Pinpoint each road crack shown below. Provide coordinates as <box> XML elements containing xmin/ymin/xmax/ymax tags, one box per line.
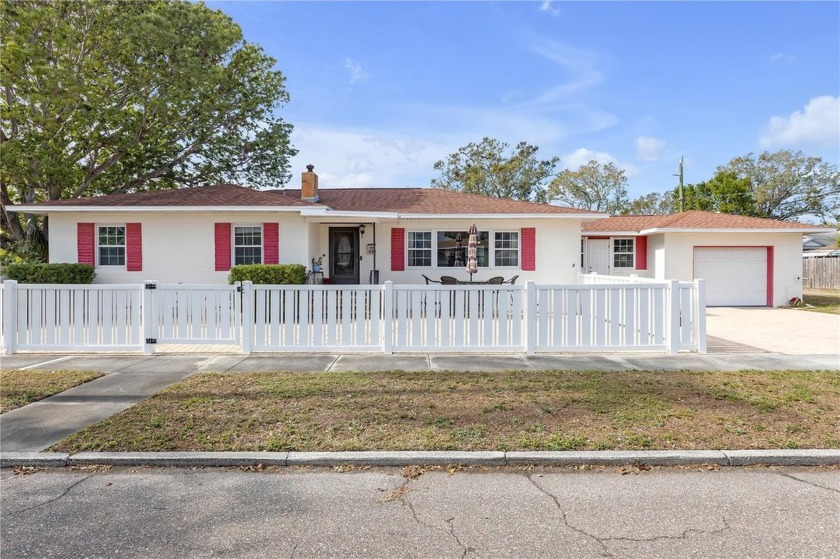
<box><xmin>526</xmin><ymin>475</ymin><xmax>613</xmax><ymax>557</ymax></box>
<box><xmin>776</xmin><ymin>472</ymin><xmax>840</xmax><ymax>494</ymax></box>
<box><xmin>2</xmin><ymin>475</ymin><xmax>91</xmax><ymax>517</ymax></box>
<box><xmin>601</xmin><ymin>517</ymin><xmax>731</xmax><ymax>544</ymax></box>
<box><xmin>444</xmin><ymin>516</ymin><xmax>471</xmax><ymax>558</ymax></box>
<box><xmin>388</xmin><ymin>477</ymin><xmax>471</xmax><ymax>557</ymax></box>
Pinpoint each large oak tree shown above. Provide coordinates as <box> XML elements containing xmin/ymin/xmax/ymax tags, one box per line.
<box><xmin>430</xmin><ymin>137</ymin><xmax>559</xmax><ymax>202</ymax></box>
<box><xmin>1</xmin><ymin>0</ymin><xmax>297</xmax><ymax>257</ymax></box>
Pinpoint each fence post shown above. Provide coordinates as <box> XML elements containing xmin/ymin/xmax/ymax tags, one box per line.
<box><xmin>241</xmin><ymin>281</ymin><xmax>253</xmax><ymax>354</ymax></box>
<box><xmin>383</xmin><ymin>281</ymin><xmax>393</xmax><ymax>354</ymax></box>
<box><xmin>524</xmin><ymin>281</ymin><xmax>536</xmax><ymax>355</ymax></box>
<box><xmin>666</xmin><ymin>279</ymin><xmax>679</xmax><ymax>355</ymax></box>
<box><xmin>142</xmin><ymin>281</ymin><xmax>158</xmax><ymax>355</ymax></box>
<box><xmin>2</xmin><ymin>280</ymin><xmax>17</xmax><ymax>355</ymax></box>
<box><xmin>694</xmin><ymin>279</ymin><xmax>707</xmax><ymax>354</ymax></box>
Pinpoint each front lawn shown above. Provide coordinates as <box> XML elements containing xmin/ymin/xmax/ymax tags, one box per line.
<box><xmin>1</xmin><ymin>369</ymin><xmax>106</xmax><ymax>413</ymax></box>
<box><xmin>52</xmin><ymin>370</ymin><xmax>840</xmax><ymax>452</ymax></box>
<box><xmin>801</xmin><ymin>289</ymin><xmax>840</xmax><ymax>314</ymax></box>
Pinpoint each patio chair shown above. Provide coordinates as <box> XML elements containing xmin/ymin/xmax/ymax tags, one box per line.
<box><xmin>504</xmin><ymin>275</ymin><xmax>519</xmax><ymax>285</ymax></box>
<box><xmin>440</xmin><ymin>276</ymin><xmax>457</xmax><ymax>285</ymax></box>
<box><xmin>487</xmin><ymin>276</ymin><xmax>504</xmax><ymax>284</ymax></box>
<box><xmin>422</xmin><ymin>274</ymin><xmax>441</xmax><ymax>285</ymax></box>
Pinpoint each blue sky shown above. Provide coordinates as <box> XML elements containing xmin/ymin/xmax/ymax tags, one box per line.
<box><xmin>208</xmin><ymin>0</ymin><xmax>840</xmax><ymax>199</ymax></box>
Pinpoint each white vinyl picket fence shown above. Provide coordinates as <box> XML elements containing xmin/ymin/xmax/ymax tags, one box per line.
<box><xmin>1</xmin><ymin>278</ymin><xmax>706</xmax><ymax>355</ymax></box>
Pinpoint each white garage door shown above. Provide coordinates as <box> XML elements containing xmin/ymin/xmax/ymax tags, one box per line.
<box><xmin>693</xmin><ymin>248</ymin><xmax>767</xmax><ymax>306</ymax></box>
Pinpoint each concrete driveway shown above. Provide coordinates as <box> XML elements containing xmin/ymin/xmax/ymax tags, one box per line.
<box><xmin>706</xmin><ymin>307</ymin><xmax>840</xmax><ymax>355</ymax></box>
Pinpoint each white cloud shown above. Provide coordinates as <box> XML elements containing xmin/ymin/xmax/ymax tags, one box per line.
<box><xmin>760</xmin><ymin>95</ymin><xmax>840</xmax><ymax>147</ymax></box>
<box><xmin>769</xmin><ymin>52</ymin><xmax>795</xmax><ymax>63</ymax></box>
<box><xmin>344</xmin><ymin>58</ymin><xmax>370</xmax><ymax>85</ymax></box>
<box><xmin>287</xmin><ymin>124</ymin><xmax>460</xmax><ymax>188</ymax></box>
<box><xmin>562</xmin><ymin>148</ymin><xmax>638</xmax><ymax>176</ymax></box>
<box><xmin>635</xmin><ymin>136</ymin><xmax>665</xmax><ymax>162</ymax></box>
<box><xmin>539</xmin><ymin>1</ymin><xmax>561</xmax><ymax>16</ymax></box>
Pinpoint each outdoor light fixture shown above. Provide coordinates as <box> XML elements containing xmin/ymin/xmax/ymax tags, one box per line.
<box><xmin>360</xmin><ymin>224</ymin><xmax>366</xmax><ymax>236</ymax></box>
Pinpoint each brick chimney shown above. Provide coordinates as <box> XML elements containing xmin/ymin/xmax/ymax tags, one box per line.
<box><xmin>301</xmin><ymin>164</ymin><xmax>319</xmax><ymax>202</ymax></box>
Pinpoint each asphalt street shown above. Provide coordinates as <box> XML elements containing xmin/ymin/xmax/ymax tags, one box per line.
<box><xmin>2</xmin><ymin>466</ymin><xmax>838</xmax><ymax>558</ymax></box>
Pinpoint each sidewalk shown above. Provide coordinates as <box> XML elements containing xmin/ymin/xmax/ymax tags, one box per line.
<box><xmin>1</xmin><ymin>351</ymin><xmax>838</xmax><ymax>456</ymax></box>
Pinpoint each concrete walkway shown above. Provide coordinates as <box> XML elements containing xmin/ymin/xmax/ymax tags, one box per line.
<box><xmin>1</xmin><ymin>350</ymin><xmax>838</xmax><ymax>453</ymax></box>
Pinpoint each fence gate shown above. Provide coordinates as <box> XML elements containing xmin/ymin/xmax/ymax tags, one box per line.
<box><xmin>145</xmin><ymin>282</ymin><xmax>241</xmax><ymax>349</ymax></box>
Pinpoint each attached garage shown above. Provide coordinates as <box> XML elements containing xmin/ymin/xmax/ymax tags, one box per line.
<box><xmin>693</xmin><ymin>247</ymin><xmax>768</xmax><ymax>306</ymax></box>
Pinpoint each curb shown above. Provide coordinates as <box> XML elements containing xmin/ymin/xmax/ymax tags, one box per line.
<box><xmin>2</xmin><ymin>449</ymin><xmax>839</xmax><ymax>469</ymax></box>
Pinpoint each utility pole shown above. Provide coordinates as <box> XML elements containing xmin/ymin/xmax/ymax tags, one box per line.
<box><xmin>674</xmin><ymin>157</ymin><xmax>684</xmax><ymax>213</ymax></box>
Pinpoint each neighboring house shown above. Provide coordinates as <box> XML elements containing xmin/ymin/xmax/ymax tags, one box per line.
<box><xmin>803</xmin><ymin>231</ymin><xmax>840</xmax><ymax>257</ymax></box>
<box><xmin>11</xmin><ymin>166</ymin><xmax>605</xmax><ymax>286</ymax></box>
<box><xmin>581</xmin><ymin>212</ymin><xmax>833</xmax><ymax>307</ymax></box>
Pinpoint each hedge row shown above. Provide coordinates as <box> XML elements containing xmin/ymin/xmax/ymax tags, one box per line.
<box><xmin>2</xmin><ymin>263</ymin><xmax>96</xmax><ymax>284</ymax></box>
<box><xmin>228</xmin><ymin>264</ymin><xmax>307</xmax><ymax>285</ymax></box>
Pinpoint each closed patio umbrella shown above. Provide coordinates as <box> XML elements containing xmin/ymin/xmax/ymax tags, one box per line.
<box><xmin>465</xmin><ymin>223</ymin><xmax>478</xmax><ymax>282</ymax></box>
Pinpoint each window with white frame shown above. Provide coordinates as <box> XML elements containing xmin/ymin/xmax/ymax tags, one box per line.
<box><xmin>234</xmin><ymin>226</ymin><xmax>262</xmax><ymax>265</ymax></box>
<box><xmin>98</xmin><ymin>226</ymin><xmax>125</xmax><ymax>266</ymax></box>
<box><xmin>613</xmin><ymin>238</ymin><xmax>634</xmax><ymax>268</ymax></box>
<box><xmin>407</xmin><ymin>231</ymin><xmax>432</xmax><ymax>267</ymax></box>
<box><xmin>493</xmin><ymin>231</ymin><xmax>519</xmax><ymax>267</ymax></box>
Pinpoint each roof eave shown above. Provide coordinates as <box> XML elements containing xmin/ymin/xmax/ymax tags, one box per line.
<box><xmin>397</xmin><ymin>213</ymin><xmax>607</xmax><ymax>220</ymax></box>
<box><xmin>10</xmin><ymin>205</ymin><xmax>311</xmax><ymax>214</ymax></box>
<box><xmin>639</xmin><ymin>227</ymin><xmax>835</xmax><ymax>234</ymax></box>
<box><xmin>582</xmin><ymin>230</ymin><xmax>642</xmax><ymax>236</ymax></box>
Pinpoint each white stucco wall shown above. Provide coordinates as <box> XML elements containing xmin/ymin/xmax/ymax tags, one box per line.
<box><xmin>48</xmin><ymin>213</ymin><xmax>587</xmax><ymax>286</ymax></box>
<box><xmin>48</xmin><ymin>211</ymin><xmax>310</xmax><ymax>284</ymax></box>
<box><xmin>662</xmin><ymin>232</ymin><xmax>804</xmax><ymax>306</ymax></box>
<box><xmin>649</xmin><ymin>234</ymin><xmax>666</xmax><ymax>280</ymax></box>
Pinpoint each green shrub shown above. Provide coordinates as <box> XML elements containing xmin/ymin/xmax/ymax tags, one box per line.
<box><xmin>228</xmin><ymin>264</ymin><xmax>307</xmax><ymax>285</ymax></box>
<box><xmin>3</xmin><ymin>263</ymin><xmax>95</xmax><ymax>284</ymax></box>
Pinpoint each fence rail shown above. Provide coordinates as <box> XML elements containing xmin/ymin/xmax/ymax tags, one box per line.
<box><xmin>1</xmin><ymin>278</ymin><xmax>706</xmax><ymax>355</ymax></box>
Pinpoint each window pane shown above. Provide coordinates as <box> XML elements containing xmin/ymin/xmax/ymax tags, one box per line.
<box><xmin>613</xmin><ymin>238</ymin><xmax>634</xmax><ymax>268</ymax></box>
<box><xmin>494</xmin><ymin>232</ymin><xmax>519</xmax><ymax>267</ymax></box>
<box><xmin>407</xmin><ymin>232</ymin><xmax>432</xmax><ymax>267</ymax></box>
<box><xmin>98</xmin><ymin>226</ymin><xmax>125</xmax><ymax>266</ymax></box>
<box><xmin>437</xmin><ymin>230</ymin><xmax>488</xmax><ymax>267</ymax></box>
<box><xmin>234</xmin><ymin>226</ymin><xmax>262</xmax><ymax>265</ymax></box>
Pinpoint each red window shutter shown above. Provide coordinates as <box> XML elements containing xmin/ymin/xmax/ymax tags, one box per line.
<box><xmin>126</xmin><ymin>223</ymin><xmax>142</xmax><ymax>272</ymax></box>
<box><xmin>215</xmin><ymin>223</ymin><xmax>232</xmax><ymax>271</ymax></box>
<box><xmin>635</xmin><ymin>236</ymin><xmax>647</xmax><ymax>270</ymax></box>
<box><xmin>263</xmin><ymin>223</ymin><xmax>279</xmax><ymax>265</ymax></box>
<box><xmin>77</xmin><ymin>223</ymin><xmax>95</xmax><ymax>266</ymax></box>
<box><xmin>391</xmin><ymin>228</ymin><xmax>405</xmax><ymax>271</ymax></box>
<box><xmin>521</xmin><ymin>227</ymin><xmax>536</xmax><ymax>271</ymax></box>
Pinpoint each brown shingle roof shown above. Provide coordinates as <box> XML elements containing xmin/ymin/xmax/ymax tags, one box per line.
<box><xmin>273</xmin><ymin>188</ymin><xmax>598</xmax><ymax>215</ymax></box>
<box><xmin>31</xmin><ymin>184</ymin><xmax>314</xmax><ymax>207</ymax></box>
<box><xmin>24</xmin><ymin>185</ymin><xmax>600</xmax><ymax>216</ymax></box>
<box><xmin>582</xmin><ymin>210</ymin><xmax>826</xmax><ymax>232</ymax></box>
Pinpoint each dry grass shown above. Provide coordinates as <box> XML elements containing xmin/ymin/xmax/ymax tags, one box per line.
<box><xmin>52</xmin><ymin>369</ymin><xmax>840</xmax><ymax>452</ymax></box>
<box><xmin>801</xmin><ymin>289</ymin><xmax>840</xmax><ymax>314</ymax></box>
<box><xmin>0</xmin><ymin>369</ymin><xmax>105</xmax><ymax>413</ymax></box>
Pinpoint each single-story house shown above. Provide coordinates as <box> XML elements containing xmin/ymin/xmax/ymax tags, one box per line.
<box><xmin>581</xmin><ymin>212</ymin><xmax>832</xmax><ymax>307</ymax></box>
<box><xmin>803</xmin><ymin>231</ymin><xmax>840</xmax><ymax>257</ymax></box>
<box><xmin>11</xmin><ymin>166</ymin><xmax>605</xmax><ymax>286</ymax></box>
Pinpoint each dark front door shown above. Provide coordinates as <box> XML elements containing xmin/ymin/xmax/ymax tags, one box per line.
<box><xmin>329</xmin><ymin>228</ymin><xmax>360</xmax><ymax>284</ymax></box>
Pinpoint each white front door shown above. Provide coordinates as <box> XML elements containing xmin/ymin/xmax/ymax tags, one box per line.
<box><xmin>586</xmin><ymin>239</ymin><xmax>610</xmax><ymax>275</ymax></box>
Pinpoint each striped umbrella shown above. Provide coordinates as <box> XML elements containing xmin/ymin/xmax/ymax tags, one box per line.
<box><xmin>465</xmin><ymin>223</ymin><xmax>478</xmax><ymax>282</ymax></box>
<box><xmin>453</xmin><ymin>233</ymin><xmax>464</xmax><ymax>267</ymax></box>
